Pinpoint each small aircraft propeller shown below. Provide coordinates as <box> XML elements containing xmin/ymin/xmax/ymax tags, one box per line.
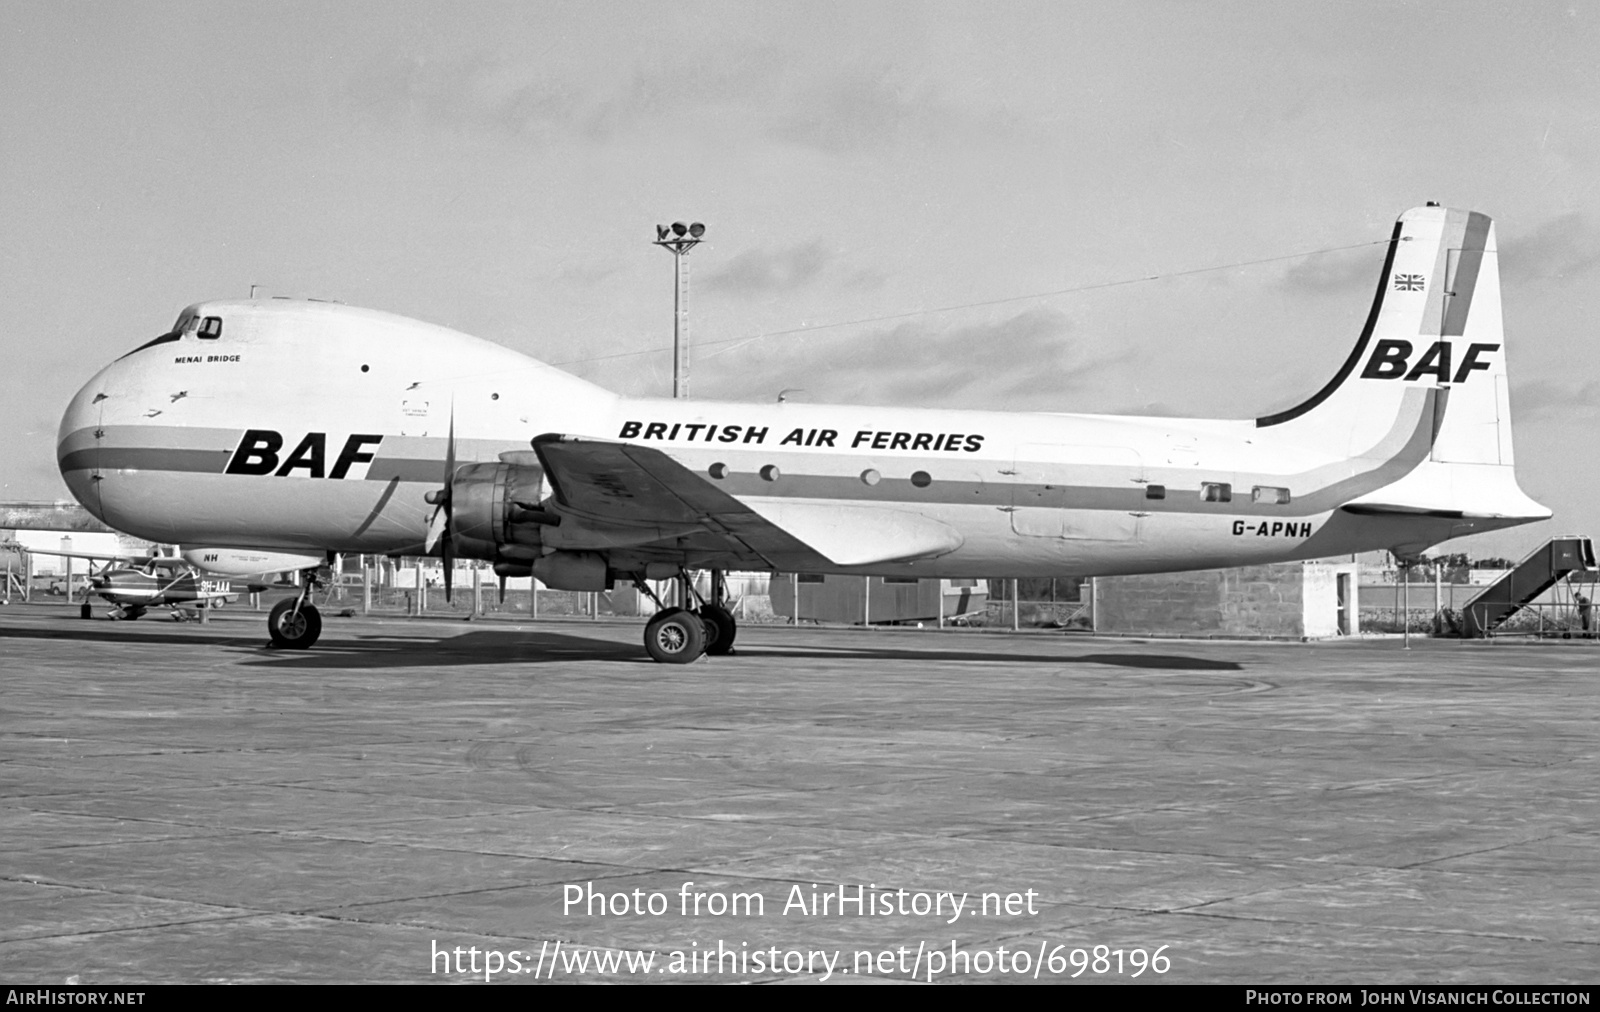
<box><xmin>423</xmin><ymin>405</ymin><xmax>458</xmax><ymax>602</ymax></box>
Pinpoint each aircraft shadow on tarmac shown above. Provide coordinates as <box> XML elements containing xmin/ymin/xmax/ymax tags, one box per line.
<box><xmin>0</xmin><ymin>619</ymin><xmax>632</xmax><ymax>665</ymax></box>
<box><xmin>737</xmin><ymin>645</ymin><xmax>1242</xmax><ymax>670</ymax></box>
<box><xmin>0</xmin><ymin>621</ymin><xmax>1241</xmax><ymax>671</ymax></box>
<box><xmin>231</xmin><ymin>635</ymin><xmax>1244</xmax><ymax>671</ymax></box>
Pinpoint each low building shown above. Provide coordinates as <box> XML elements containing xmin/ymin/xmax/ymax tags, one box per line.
<box><xmin>1092</xmin><ymin>560</ymin><xmax>1359</xmax><ymax>639</ymax></box>
<box><xmin>769</xmin><ymin>575</ymin><xmax>987</xmax><ymax>625</ymax></box>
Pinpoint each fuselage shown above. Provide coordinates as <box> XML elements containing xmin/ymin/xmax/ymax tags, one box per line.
<box><xmin>56</xmin><ymin>297</ymin><xmax>1533</xmax><ymax>579</ymax></box>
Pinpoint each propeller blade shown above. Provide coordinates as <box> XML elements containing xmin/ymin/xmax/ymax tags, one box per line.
<box><xmin>442</xmin><ymin>539</ymin><xmax>454</xmax><ymax>603</ymax></box>
<box><xmin>443</xmin><ymin>405</ymin><xmax>456</xmax><ymax>483</ymax></box>
<box><xmin>442</xmin><ymin>404</ymin><xmax>456</xmax><ymax>602</ymax></box>
<box><xmin>423</xmin><ymin>507</ymin><xmax>447</xmax><ymax>552</ymax></box>
<box><xmin>498</xmin><ymin>573</ymin><xmax>507</xmax><ymax>604</ymax></box>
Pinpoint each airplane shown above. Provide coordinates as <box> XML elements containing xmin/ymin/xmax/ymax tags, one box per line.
<box><xmin>19</xmin><ymin>544</ymin><xmax>325</xmax><ymax>621</ymax></box>
<box><xmin>55</xmin><ymin>203</ymin><xmax>1549</xmax><ymax>661</ymax></box>
<box><xmin>83</xmin><ymin>562</ymin><xmax>237</xmax><ymax>621</ymax></box>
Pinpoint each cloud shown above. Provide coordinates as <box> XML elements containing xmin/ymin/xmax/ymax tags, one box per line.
<box><xmin>701</xmin><ymin>242</ymin><xmax>832</xmax><ymax>296</ymax></box>
<box><xmin>1278</xmin><ymin>244</ymin><xmax>1384</xmax><ymax>295</ymax></box>
<box><xmin>1511</xmin><ymin>377</ymin><xmax>1600</xmax><ymax>421</ymax></box>
<box><xmin>1499</xmin><ymin>213</ymin><xmax>1600</xmax><ymax>284</ymax></box>
<box><xmin>344</xmin><ymin>53</ymin><xmax>583</xmax><ymax>141</ymax></box>
<box><xmin>700</xmin><ymin>305</ymin><xmax>1126</xmax><ymax>410</ymax></box>
<box><xmin>769</xmin><ymin>70</ymin><xmax>1013</xmax><ymax>154</ymax></box>
<box><xmin>343</xmin><ymin>48</ymin><xmax>1021</xmax><ymax>154</ymax></box>
<box><xmin>557</xmin><ymin>259</ymin><xmax>625</xmax><ymax>288</ymax></box>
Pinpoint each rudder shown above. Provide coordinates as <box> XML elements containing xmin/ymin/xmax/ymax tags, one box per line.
<box><xmin>1258</xmin><ymin>205</ymin><xmax>1511</xmax><ymax>468</ymax></box>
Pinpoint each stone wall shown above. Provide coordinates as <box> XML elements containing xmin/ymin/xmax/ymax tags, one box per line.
<box><xmin>1095</xmin><ymin>563</ymin><xmax>1308</xmax><ymax>637</ymax></box>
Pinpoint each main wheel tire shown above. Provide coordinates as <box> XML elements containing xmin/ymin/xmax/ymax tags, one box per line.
<box><xmin>644</xmin><ymin>607</ymin><xmax>705</xmax><ymax>664</ymax></box>
<box><xmin>268</xmin><ymin>599</ymin><xmax>323</xmax><ymax>649</ymax></box>
<box><xmin>79</xmin><ymin>601</ymin><xmax>93</xmax><ymax>620</ymax></box>
<box><xmin>698</xmin><ymin>604</ymin><xmax>737</xmax><ymax>655</ymax></box>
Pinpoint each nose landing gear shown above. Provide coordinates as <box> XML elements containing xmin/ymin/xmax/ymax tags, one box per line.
<box><xmin>266</xmin><ymin>565</ymin><xmax>327</xmax><ymax>649</ymax></box>
<box><xmin>268</xmin><ymin>595</ymin><xmax>322</xmax><ymax>648</ymax></box>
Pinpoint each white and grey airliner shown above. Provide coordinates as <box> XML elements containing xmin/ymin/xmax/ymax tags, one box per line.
<box><xmin>56</xmin><ymin>204</ymin><xmax>1547</xmax><ymax>660</ymax></box>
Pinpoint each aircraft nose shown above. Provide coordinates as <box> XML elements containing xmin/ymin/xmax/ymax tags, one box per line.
<box><xmin>57</xmin><ymin>367</ymin><xmax>112</xmax><ymax>524</ymax></box>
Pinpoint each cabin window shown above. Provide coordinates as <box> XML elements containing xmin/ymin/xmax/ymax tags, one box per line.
<box><xmin>797</xmin><ymin>573</ymin><xmax>825</xmax><ymax>583</ymax></box>
<box><xmin>1145</xmin><ymin>484</ymin><xmax>1166</xmax><ymax>500</ymax></box>
<box><xmin>883</xmin><ymin>577</ymin><xmax>920</xmax><ymax>584</ymax></box>
<box><xmin>1200</xmin><ymin>482</ymin><xmax>1232</xmax><ymax>503</ymax></box>
<box><xmin>910</xmin><ymin>470</ymin><xmax>932</xmax><ymax>488</ymax></box>
<box><xmin>197</xmin><ymin>316</ymin><xmax>223</xmax><ymax>339</ymax></box>
<box><xmin>1252</xmin><ymin>485</ymin><xmax>1291</xmax><ymax>505</ymax></box>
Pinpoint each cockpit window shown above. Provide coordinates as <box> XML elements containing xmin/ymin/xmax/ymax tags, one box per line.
<box><xmin>117</xmin><ymin>307</ymin><xmax>207</xmax><ymax>360</ymax></box>
<box><xmin>118</xmin><ymin>329</ymin><xmax>182</xmax><ymax>360</ymax></box>
<box><xmin>197</xmin><ymin>316</ymin><xmax>222</xmax><ymax>339</ymax></box>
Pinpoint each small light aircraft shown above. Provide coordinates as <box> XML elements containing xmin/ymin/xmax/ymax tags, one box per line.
<box><xmin>56</xmin><ymin>204</ymin><xmax>1549</xmax><ymax>660</ymax></box>
<box><xmin>20</xmin><ymin>544</ymin><xmax>324</xmax><ymax>622</ymax></box>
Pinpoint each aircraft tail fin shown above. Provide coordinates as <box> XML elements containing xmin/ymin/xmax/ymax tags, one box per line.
<box><xmin>1258</xmin><ymin>205</ymin><xmax>1512</xmax><ymax>465</ymax></box>
<box><xmin>1258</xmin><ymin>204</ymin><xmax>1547</xmax><ymax>525</ymax></box>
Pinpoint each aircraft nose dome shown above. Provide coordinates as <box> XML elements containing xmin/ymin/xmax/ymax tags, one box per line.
<box><xmin>57</xmin><ymin>367</ymin><xmax>112</xmax><ymax>524</ymax></box>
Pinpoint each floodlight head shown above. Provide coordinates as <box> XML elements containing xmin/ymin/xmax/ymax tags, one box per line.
<box><xmin>655</xmin><ymin>224</ymin><xmax>669</xmax><ymax>240</ymax></box>
<box><xmin>671</xmin><ymin>222</ymin><xmax>688</xmax><ymax>237</ymax></box>
<box><xmin>689</xmin><ymin>222</ymin><xmax>705</xmax><ymax>238</ymax></box>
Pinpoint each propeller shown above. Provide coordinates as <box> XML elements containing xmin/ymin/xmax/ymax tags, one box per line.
<box><xmin>423</xmin><ymin>405</ymin><xmax>457</xmax><ymax>602</ymax></box>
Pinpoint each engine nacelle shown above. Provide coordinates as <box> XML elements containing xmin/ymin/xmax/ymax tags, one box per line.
<box><xmin>448</xmin><ymin>460</ymin><xmax>551</xmax><ymax>562</ymax></box>
<box><xmin>532</xmin><ymin>551</ymin><xmax>609</xmax><ymax>591</ymax></box>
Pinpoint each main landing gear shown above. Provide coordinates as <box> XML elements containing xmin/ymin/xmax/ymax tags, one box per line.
<box><xmin>644</xmin><ymin>607</ymin><xmax>705</xmax><ymax>663</ymax></box>
<box><xmin>633</xmin><ymin>568</ymin><xmax>738</xmax><ymax>664</ymax></box>
<box><xmin>267</xmin><ymin>570</ymin><xmax>325</xmax><ymax>649</ymax></box>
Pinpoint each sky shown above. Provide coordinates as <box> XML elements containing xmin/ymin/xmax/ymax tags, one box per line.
<box><xmin>3</xmin><ymin>1</ymin><xmax>1597</xmax><ymax>561</ymax></box>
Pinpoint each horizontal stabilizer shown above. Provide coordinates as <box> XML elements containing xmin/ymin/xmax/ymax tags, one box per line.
<box><xmin>1341</xmin><ymin>504</ymin><xmax>1466</xmax><ymax>519</ymax></box>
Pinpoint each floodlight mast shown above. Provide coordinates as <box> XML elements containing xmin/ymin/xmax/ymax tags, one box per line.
<box><xmin>653</xmin><ymin>221</ymin><xmax>705</xmax><ymax>398</ymax></box>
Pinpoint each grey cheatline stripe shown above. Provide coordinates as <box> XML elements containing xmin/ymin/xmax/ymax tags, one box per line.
<box><xmin>1439</xmin><ymin>211</ymin><xmax>1491</xmax><ymax>338</ymax></box>
<box><xmin>58</xmin><ymin>425</ymin><xmax>246</xmax><ymax>474</ymax></box>
<box><xmin>702</xmin><ymin>388</ymin><xmax>1437</xmax><ymax>519</ymax></box>
<box><xmin>58</xmin><ymin>446</ymin><xmax>233</xmax><ymax>474</ymax></box>
<box><xmin>65</xmin><ymin>393</ymin><xmax>1438</xmax><ymax>523</ymax></box>
<box><xmin>1255</xmin><ymin>222</ymin><xmax>1405</xmax><ymax>428</ymax></box>
<box><xmin>364</xmin><ymin>458</ymin><xmax>452</xmax><ymax>484</ymax></box>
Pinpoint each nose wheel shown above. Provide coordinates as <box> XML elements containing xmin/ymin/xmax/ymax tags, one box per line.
<box><xmin>268</xmin><ymin>596</ymin><xmax>322</xmax><ymax>649</ymax></box>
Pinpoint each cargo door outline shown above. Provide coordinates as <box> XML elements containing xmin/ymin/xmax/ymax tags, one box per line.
<box><xmin>1009</xmin><ymin>444</ymin><xmax>1143</xmax><ymax>541</ymax></box>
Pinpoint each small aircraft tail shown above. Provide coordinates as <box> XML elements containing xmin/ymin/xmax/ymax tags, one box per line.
<box><xmin>1258</xmin><ymin>204</ymin><xmax>1547</xmax><ymax>523</ymax></box>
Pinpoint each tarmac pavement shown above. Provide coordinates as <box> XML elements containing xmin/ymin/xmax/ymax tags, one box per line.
<box><xmin>1</xmin><ymin>603</ymin><xmax>1595</xmax><ymax>984</ymax></box>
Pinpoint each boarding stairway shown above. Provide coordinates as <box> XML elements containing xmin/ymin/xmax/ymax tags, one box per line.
<box><xmin>1459</xmin><ymin>536</ymin><xmax>1596</xmax><ymax>638</ymax></box>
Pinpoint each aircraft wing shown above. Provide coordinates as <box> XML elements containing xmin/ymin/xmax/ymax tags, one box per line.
<box><xmin>0</xmin><ymin>501</ymin><xmax>119</xmax><ymax>533</ymax></box>
<box><xmin>14</xmin><ymin>546</ymin><xmax>162</xmax><ymax>566</ymax></box>
<box><xmin>531</xmin><ymin>435</ymin><xmax>963</xmax><ymax>569</ymax></box>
